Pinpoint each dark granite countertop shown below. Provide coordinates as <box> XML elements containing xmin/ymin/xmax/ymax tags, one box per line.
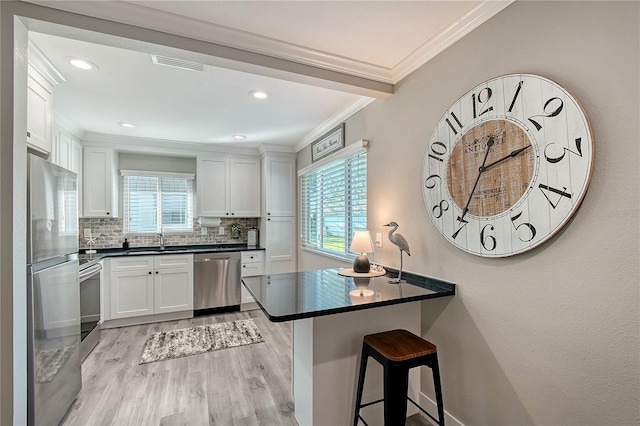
<box><xmin>79</xmin><ymin>243</ymin><xmax>264</xmax><ymax>267</ymax></box>
<box><xmin>242</xmin><ymin>268</ymin><xmax>456</xmax><ymax>322</ymax></box>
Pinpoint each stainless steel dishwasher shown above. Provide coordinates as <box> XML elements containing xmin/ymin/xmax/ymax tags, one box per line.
<box><xmin>194</xmin><ymin>252</ymin><xmax>241</xmax><ymax>315</ymax></box>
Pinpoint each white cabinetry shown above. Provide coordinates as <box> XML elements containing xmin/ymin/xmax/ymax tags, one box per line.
<box><xmin>110</xmin><ymin>259</ymin><xmax>154</xmax><ymax>319</ymax></box>
<box><xmin>263</xmin><ymin>216</ymin><xmax>297</xmax><ymax>274</ymax></box>
<box><xmin>53</xmin><ymin>128</ymin><xmax>83</xmax><ymax>214</ymax></box>
<box><xmin>103</xmin><ymin>254</ymin><xmax>193</xmax><ymax>327</ymax></box>
<box><xmin>240</xmin><ymin>250</ymin><xmax>264</xmax><ymax>310</ymax></box>
<box><xmin>197</xmin><ymin>154</ymin><xmax>260</xmax><ymax>217</ymax></box>
<box><xmin>26</xmin><ymin>65</ymin><xmax>53</xmax><ymax>155</ymax></box>
<box><xmin>262</xmin><ymin>154</ymin><xmax>296</xmax><ymax>217</ymax></box>
<box><xmin>230</xmin><ymin>157</ymin><xmax>261</xmax><ymax>217</ymax></box>
<box><xmin>83</xmin><ymin>146</ymin><xmax>118</xmax><ymax>217</ymax></box>
<box><xmin>261</xmin><ymin>153</ymin><xmax>297</xmax><ymax>273</ymax></box>
<box><xmin>153</xmin><ymin>255</ymin><xmax>194</xmax><ymax>315</ymax></box>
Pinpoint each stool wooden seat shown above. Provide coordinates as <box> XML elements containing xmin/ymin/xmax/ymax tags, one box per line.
<box><xmin>354</xmin><ymin>329</ymin><xmax>444</xmax><ymax>426</ymax></box>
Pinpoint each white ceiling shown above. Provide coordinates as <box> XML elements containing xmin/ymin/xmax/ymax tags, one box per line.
<box><xmin>26</xmin><ymin>0</ymin><xmax>512</xmax><ymax>151</ymax></box>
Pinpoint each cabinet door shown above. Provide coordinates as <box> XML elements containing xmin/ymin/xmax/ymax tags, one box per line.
<box><xmin>83</xmin><ymin>147</ymin><xmax>118</xmax><ymax>217</ymax></box>
<box><xmin>229</xmin><ymin>157</ymin><xmax>260</xmax><ymax>217</ymax></box>
<box><xmin>154</xmin><ymin>267</ymin><xmax>193</xmax><ymax>314</ymax></box>
<box><xmin>57</xmin><ymin>132</ymin><xmax>72</xmax><ymax>169</ymax></box>
<box><xmin>197</xmin><ymin>156</ymin><xmax>228</xmax><ymax>217</ymax></box>
<box><xmin>265</xmin><ymin>216</ymin><xmax>296</xmax><ymax>274</ymax></box>
<box><xmin>241</xmin><ymin>262</ymin><xmax>264</xmax><ymax>277</ymax></box>
<box><xmin>26</xmin><ymin>67</ymin><xmax>53</xmax><ymax>155</ymax></box>
<box><xmin>110</xmin><ymin>270</ymin><xmax>154</xmax><ymax>319</ymax></box>
<box><xmin>70</xmin><ymin>139</ymin><xmax>83</xmax><ymax>216</ymax></box>
<box><xmin>264</xmin><ymin>156</ymin><xmax>296</xmax><ymax>217</ymax></box>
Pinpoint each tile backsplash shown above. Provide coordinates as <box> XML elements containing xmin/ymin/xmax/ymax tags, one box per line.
<box><xmin>79</xmin><ymin>217</ymin><xmax>259</xmax><ymax>250</ymax></box>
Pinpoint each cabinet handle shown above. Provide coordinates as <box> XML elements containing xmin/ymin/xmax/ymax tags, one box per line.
<box><xmin>267</xmin><ymin>212</ymin><xmax>271</xmax><ymax>215</ymax></box>
<box><xmin>156</xmin><ymin>271</ymin><xmax>159</xmax><ymax>274</ymax></box>
<box><xmin>106</xmin><ymin>212</ymin><xmax>110</xmax><ymax>215</ymax></box>
<box><xmin>148</xmin><ymin>271</ymin><xmax>152</xmax><ymax>274</ymax></box>
<box><xmin>231</xmin><ymin>213</ymin><xmax>235</xmax><ymax>215</ymax></box>
<box><xmin>27</xmin><ymin>131</ymin><xmax>31</xmax><ymax>138</ymax></box>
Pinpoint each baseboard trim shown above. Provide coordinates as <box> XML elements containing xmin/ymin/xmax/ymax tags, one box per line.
<box><xmin>102</xmin><ymin>310</ymin><xmax>193</xmax><ymax>329</ymax></box>
<box><xmin>418</xmin><ymin>391</ymin><xmax>465</xmax><ymax>426</ymax></box>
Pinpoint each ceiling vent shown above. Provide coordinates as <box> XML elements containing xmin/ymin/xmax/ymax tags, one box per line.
<box><xmin>151</xmin><ymin>55</ymin><xmax>204</xmax><ymax>72</ymax></box>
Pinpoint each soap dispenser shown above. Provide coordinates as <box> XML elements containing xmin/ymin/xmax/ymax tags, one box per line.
<box><xmin>122</xmin><ymin>238</ymin><xmax>129</xmax><ymax>250</ymax></box>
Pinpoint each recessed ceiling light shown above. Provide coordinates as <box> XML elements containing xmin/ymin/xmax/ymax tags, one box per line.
<box><xmin>233</xmin><ymin>134</ymin><xmax>247</xmax><ymax>140</ymax></box>
<box><xmin>250</xmin><ymin>90</ymin><xmax>269</xmax><ymax>100</ymax></box>
<box><xmin>119</xmin><ymin>122</ymin><xmax>136</xmax><ymax>128</ymax></box>
<box><xmin>68</xmin><ymin>57</ymin><xmax>97</xmax><ymax>71</ymax></box>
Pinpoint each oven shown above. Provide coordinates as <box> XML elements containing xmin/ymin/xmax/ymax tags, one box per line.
<box><xmin>79</xmin><ymin>260</ymin><xmax>102</xmax><ymax>362</ymax></box>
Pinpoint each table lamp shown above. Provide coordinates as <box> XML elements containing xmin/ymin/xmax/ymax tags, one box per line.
<box><xmin>350</xmin><ymin>230</ymin><xmax>374</xmax><ymax>273</ymax></box>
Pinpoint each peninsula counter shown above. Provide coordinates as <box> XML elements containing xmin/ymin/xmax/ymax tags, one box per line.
<box><xmin>242</xmin><ymin>268</ymin><xmax>455</xmax><ymax>425</ymax></box>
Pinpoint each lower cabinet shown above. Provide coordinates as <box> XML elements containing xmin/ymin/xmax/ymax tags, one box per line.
<box><xmin>110</xmin><ymin>268</ymin><xmax>154</xmax><ymax>319</ymax></box>
<box><xmin>240</xmin><ymin>250</ymin><xmax>265</xmax><ymax>311</ymax></box>
<box><xmin>104</xmin><ymin>254</ymin><xmax>193</xmax><ymax>326</ymax></box>
<box><xmin>262</xmin><ymin>216</ymin><xmax>297</xmax><ymax>274</ymax></box>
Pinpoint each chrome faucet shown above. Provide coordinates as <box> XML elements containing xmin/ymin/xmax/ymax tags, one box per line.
<box><xmin>158</xmin><ymin>229</ymin><xmax>165</xmax><ymax>250</ymax></box>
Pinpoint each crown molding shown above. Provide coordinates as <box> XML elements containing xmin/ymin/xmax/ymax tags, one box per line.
<box><xmin>53</xmin><ymin>112</ymin><xmax>84</xmax><ymax>139</ymax></box>
<box><xmin>257</xmin><ymin>144</ymin><xmax>297</xmax><ymax>157</ymax></box>
<box><xmin>81</xmin><ymin>132</ymin><xmax>261</xmax><ymax>157</ymax></box>
<box><xmin>25</xmin><ymin>1</ymin><xmax>512</xmax><ymax>85</ymax></box>
<box><xmin>392</xmin><ymin>0</ymin><xmax>515</xmax><ymax>82</ymax></box>
<box><xmin>27</xmin><ymin>40</ymin><xmax>65</xmax><ymax>86</ymax></box>
<box><xmin>294</xmin><ymin>96</ymin><xmax>376</xmax><ymax>153</ymax></box>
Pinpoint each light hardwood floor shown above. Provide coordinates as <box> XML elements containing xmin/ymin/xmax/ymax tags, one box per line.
<box><xmin>62</xmin><ymin>310</ymin><xmax>433</xmax><ymax>426</ymax></box>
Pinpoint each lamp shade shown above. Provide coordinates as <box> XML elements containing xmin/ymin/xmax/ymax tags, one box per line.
<box><xmin>350</xmin><ymin>231</ymin><xmax>374</xmax><ymax>254</ymax></box>
<box><xmin>350</xmin><ymin>231</ymin><xmax>374</xmax><ymax>273</ymax></box>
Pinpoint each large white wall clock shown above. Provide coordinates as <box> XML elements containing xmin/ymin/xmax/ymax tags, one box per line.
<box><xmin>422</xmin><ymin>74</ymin><xmax>594</xmax><ymax>257</ymax></box>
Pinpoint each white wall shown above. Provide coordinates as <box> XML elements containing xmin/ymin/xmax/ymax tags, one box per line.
<box><xmin>299</xmin><ymin>1</ymin><xmax>639</xmax><ymax>424</ymax></box>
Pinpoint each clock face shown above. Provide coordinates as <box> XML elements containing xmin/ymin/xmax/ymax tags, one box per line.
<box><xmin>422</xmin><ymin>74</ymin><xmax>594</xmax><ymax>257</ymax></box>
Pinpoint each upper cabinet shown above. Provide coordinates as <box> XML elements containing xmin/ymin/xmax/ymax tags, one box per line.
<box><xmin>229</xmin><ymin>156</ymin><xmax>261</xmax><ymax>217</ymax></box>
<box><xmin>262</xmin><ymin>154</ymin><xmax>296</xmax><ymax>217</ymax></box>
<box><xmin>83</xmin><ymin>146</ymin><xmax>119</xmax><ymax>218</ymax></box>
<box><xmin>197</xmin><ymin>156</ymin><xmax>227</xmax><ymax>217</ymax></box>
<box><xmin>26</xmin><ymin>65</ymin><xmax>53</xmax><ymax>155</ymax></box>
<box><xmin>197</xmin><ymin>154</ymin><xmax>260</xmax><ymax>218</ymax></box>
<box><xmin>53</xmin><ymin>127</ymin><xmax>83</xmax><ymax>214</ymax></box>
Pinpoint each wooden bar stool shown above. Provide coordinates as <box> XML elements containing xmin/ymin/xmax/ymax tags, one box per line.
<box><xmin>353</xmin><ymin>329</ymin><xmax>444</xmax><ymax>426</ymax></box>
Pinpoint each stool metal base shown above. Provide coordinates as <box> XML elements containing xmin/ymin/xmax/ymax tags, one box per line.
<box><xmin>356</xmin><ymin>396</ymin><xmax>441</xmax><ymax>426</ymax></box>
<box><xmin>353</xmin><ymin>329</ymin><xmax>445</xmax><ymax>426</ymax></box>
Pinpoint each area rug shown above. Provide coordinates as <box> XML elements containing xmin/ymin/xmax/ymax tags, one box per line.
<box><xmin>139</xmin><ymin>319</ymin><xmax>264</xmax><ymax>364</ymax></box>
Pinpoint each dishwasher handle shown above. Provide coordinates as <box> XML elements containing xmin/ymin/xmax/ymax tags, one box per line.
<box><xmin>194</xmin><ymin>253</ymin><xmax>241</xmax><ymax>263</ymax></box>
<box><xmin>194</xmin><ymin>257</ymin><xmax>230</xmax><ymax>263</ymax></box>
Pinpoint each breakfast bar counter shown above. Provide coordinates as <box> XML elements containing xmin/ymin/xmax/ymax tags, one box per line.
<box><xmin>242</xmin><ymin>269</ymin><xmax>455</xmax><ymax>425</ymax></box>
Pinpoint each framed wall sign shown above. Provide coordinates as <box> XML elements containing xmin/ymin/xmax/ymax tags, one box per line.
<box><xmin>311</xmin><ymin>123</ymin><xmax>345</xmax><ymax>162</ymax></box>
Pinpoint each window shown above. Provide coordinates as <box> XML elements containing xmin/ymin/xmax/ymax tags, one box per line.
<box><xmin>121</xmin><ymin>171</ymin><xmax>194</xmax><ymax>234</ymax></box>
<box><xmin>300</xmin><ymin>143</ymin><xmax>367</xmax><ymax>258</ymax></box>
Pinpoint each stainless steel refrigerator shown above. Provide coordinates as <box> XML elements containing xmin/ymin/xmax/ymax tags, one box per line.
<box><xmin>26</xmin><ymin>154</ymin><xmax>81</xmax><ymax>426</ymax></box>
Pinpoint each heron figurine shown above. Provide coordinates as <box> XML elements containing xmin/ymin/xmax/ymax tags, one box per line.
<box><xmin>384</xmin><ymin>221</ymin><xmax>410</xmax><ymax>283</ymax></box>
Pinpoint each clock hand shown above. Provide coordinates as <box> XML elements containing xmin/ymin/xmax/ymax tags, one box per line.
<box><xmin>460</xmin><ymin>137</ymin><xmax>494</xmax><ymax>219</ymax></box>
<box><xmin>482</xmin><ymin>144</ymin><xmax>532</xmax><ymax>171</ymax></box>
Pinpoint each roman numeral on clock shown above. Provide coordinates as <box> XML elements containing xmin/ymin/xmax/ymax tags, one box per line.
<box><xmin>445</xmin><ymin>112</ymin><xmax>463</xmax><ymax>135</ymax></box>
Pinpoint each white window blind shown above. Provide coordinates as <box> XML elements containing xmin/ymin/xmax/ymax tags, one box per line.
<box><xmin>300</xmin><ymin>146</ymin><xmax>367</xmax><ymax>257</ymax></box>
<box><xmin>122</xmin><ymin>171</ymin><xmax>194</xmax><ymax>234</ymax></box>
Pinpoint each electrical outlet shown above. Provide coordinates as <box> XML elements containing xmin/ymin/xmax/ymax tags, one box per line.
<box><xmin>201</xmin><ymin>227</ymin><xmax>208</xmax><ymax>236</ymax></box>
<box><xmin>219</xmin><ymin>226</ymin><xmax>225</xmax><ymax>235</ymax></box>
<box><xmin>375</xmin><ymin>232</ymin><xmax>383</xmax><ymax>248</ymax></box>
<box><xmin>84</xmin><ymin>228</ymin><xmax>92</xmax><ymax>239</ymax></box>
